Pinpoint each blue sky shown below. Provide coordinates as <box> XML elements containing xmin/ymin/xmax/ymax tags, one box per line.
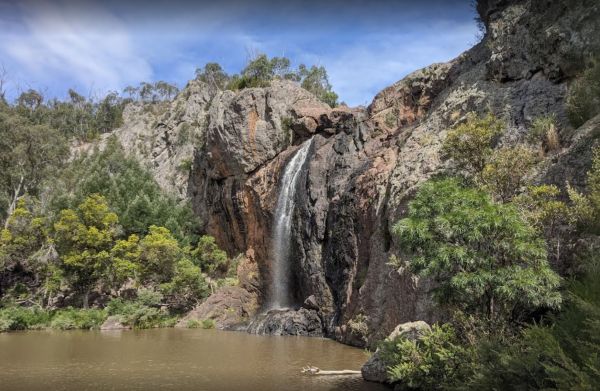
<box><xmin>0</xmin><ymin>0</ymin><xmax>480</xmax><ymax>106</ymax></box>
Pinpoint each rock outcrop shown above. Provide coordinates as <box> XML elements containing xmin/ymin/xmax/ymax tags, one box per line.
<box><xmin>247</xmin><ymin>308</ymin><xmax>323</xmax><ymax>337</ymax></box>
<box><xmin>176</xmin><ymin>286</ymin><xmax>258</xmax><ymax>330</ymax></box>
<box><xmin>106</xmin><ymin>0</ymin><xmax>600</xmax><ymax>347</ymax></box>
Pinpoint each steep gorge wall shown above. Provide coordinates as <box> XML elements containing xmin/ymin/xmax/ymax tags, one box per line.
<box><xmin>111</xmin><ymin>0</ymin><xmax>600</xmax><ymax>346</ymax></box>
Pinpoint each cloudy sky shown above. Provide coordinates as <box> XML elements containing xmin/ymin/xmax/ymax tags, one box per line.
<box><xmin>0</xmin><ymin>0</ymin><xmax>480</xmax><ymax>106</ymax></box>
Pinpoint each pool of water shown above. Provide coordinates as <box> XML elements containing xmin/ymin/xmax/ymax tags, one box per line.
<box><xmin>0</xmin><ymin>328</ymin><xmax>389</xmax><ymax>391</ymax></box>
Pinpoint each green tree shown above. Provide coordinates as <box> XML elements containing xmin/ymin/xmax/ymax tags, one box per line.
<box><xmin>0</xmin><ymin>198</ymin><xmax>52</xmax><ymax>301</ymax></box>
<box><xmin>441</xmin><ymin>112</ymin><xmax>504</xmax><ymax>178</ymax></box>
<box><xmin>0</xmin><ymin>108</ymin><xmax>68</xmax><ymax>220</ymax></box>
<box><xmin>160</xmin><ymin>258</ymin><xmax>208</xmax><ymax>311</ymax></box>
<box><xmin>109</xmin><ymin>234</ymin><xmax>141</xmax><ymax>287</ymax></box>
<box><xmin>299</xmin><ymin>64</ymin><xmax>338</xmax><ymax>107</ymax></box>
<box><xmin>468</xmin><ymin>255</ymin><xmax>600</xmax><ymax>391</ymax></box>
<box><xmin>53</xmin><ymin>194</ymin><xmax>119</xmax><ymax>308</ymax></box>
<box><xmin>94</xmin><ymin>91</ymin><xmax>124</xmax><ymax>133</ymax></box>
<box><xmin>138</xmin><ymin>225</ymin><xmax>183</xmax><ymax>283</ymax></box>
<box><xmin>16</xmin><ymin>89</ymin><xmax>43</xmax><ymax>112</ymax></box>
<box><xmin>154</xmin><ymin>81</ymin><xmax>179</xmax><ymax>100</ymax></box>
<box><xmin>393</xmin><ymin>178</ymin><xmax>561</xmax><ymax>321</ymax></box>
<box><xmin>0</xmin><ymin>198</ymin><xmax>46</xmax><ymax>270</ymax></box>
<box><xmin>48</xmin><ymin>137</ymin><xmax>199</xmax><ymax>243</ymax></box>
<box><xmin>190</xmin><ymin>235</ymin><xmax>228</xmax><ymax>277</ymax></box>
<box><xmin>195</xmin><ymin>63</ymin><xmax>230</xmax><ymax>91</ymax></box>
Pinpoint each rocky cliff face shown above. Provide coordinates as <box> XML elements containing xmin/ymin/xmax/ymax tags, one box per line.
<box><xmin>109</xmin><ymin>0</ymin><xmax>600</xmax><ymax>347</ymax></box>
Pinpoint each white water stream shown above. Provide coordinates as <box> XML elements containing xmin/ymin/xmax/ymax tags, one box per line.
<box><xmin>269</xmin><ymin>139</ymin><xmax>313</xmax><ymax>309</ymax></box>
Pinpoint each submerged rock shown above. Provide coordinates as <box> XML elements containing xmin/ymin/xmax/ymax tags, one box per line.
<box><xmin>247</xmin><ymin>308</ymin><xmax>323</xmax><ymax>337</ymax></box>
<box><xmin>361</xmin><ymin>321</ymin><xmax>431</xmax><ymax>384</ymax></box>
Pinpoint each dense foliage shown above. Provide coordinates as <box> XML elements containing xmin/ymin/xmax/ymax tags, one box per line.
<box><xmin>385</xmin><ymin>111</ymin><xmax>600</xmax><ymax>390</ymax></box>
<box><xmin>393</xmin><ymin>178</ymin><xmax>561</xmax><ymax>322</ymax></box>
<box><xmin>49</xmin><ymin>137</ymin><xmax>199</xmax><ymax>244</ymax></box>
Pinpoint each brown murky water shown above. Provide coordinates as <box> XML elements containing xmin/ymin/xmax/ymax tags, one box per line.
<box><xmin>0</xmin><ymin>328</ymin><xmax>389</xmax><ymax>391</ymax></box>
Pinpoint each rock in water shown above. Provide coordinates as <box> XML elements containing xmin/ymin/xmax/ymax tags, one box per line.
<box><xmin>247</xmin><ymin>308</ymin><xmax>323</xmax><ymax>337</ymax></box>
<box><xmin>100</xmin><ymin>316</ymin><xmax>131</xmax><ymax>331</ymax></box>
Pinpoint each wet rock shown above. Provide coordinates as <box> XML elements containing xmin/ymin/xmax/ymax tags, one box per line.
<box><xmin>247</xmin><ymin>308</ymin><xmax>323</xmax><ymax>337</ymax></box>
<box><xmin>361</xmin><ymin>321</ymin><xmax>431</xmax><ymax>384</ymax></box>
<box><xmin>301</xmin><ymin>295</ymin><xmax>320</xmax><ymax>311</ymax></box>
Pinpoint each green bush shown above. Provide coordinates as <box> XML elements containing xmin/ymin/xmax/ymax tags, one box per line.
<box><xmin>186</xmin><ymin>319</ymin><xmax>202</xmax><ymax>328</ymax></box>
<box><xmin>393</xmin><ymin>178</ymin><xmax>561</xmax><ymax>321</ymax></box>
<box><xmin>441</xmin><ymin>112</ymin><xmax>504</xmax><ymax>177</ymax></box>
<box><xmin>381</xmin><ymin>324</ymin><xmax>475</xmax><ymax>390</ymax></box>
<box><xmin>0</xmin><ymin>306</ymin><xmax>51</xmax><ymax>331</ymax></box>
<box><xmin>106</xmin><ymin>297</ymin><xmax>171</xmax><ymax>329</ymax></box>
<box><xmin>567</xmin><ymin>58</ymin><xmax>600</xmax><ymax>128</ymax></box>
<box><xmin>201</xmin><ymin>318</ymin><xmax>216</xmax><ymax>329</ymax></box>
<box><xmin>50</xmin><ymin>308</ymin><xmax>106</xmax><ymax>330</ymax></box>
<box><xmin>48</xmin><ymin>137</ymin><xmax>200</xmax><ymax>244</ymax></box>
<box><xmin>467</xmin><ymin>256</ymin><xmax>600</xmax><ymax>390</ymax></box>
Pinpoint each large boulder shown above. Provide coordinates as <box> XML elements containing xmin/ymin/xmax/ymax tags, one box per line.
<box><xmin>176</xmin><ymin>286</ymin><xmax>258</xmax><ymax>330</ymax></box>
<box><xmin>246</xmin><ymin>308</ymin><xmax>323</xmax><ymax>337</ymax></box>
<box><xmin>361</xmin><ymin>321</ymin><xmax>431</xmax><ymax>384</ymax></box>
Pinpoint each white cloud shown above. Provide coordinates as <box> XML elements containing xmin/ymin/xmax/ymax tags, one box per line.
<box><xmin>0</xmin><ymin>0</ymin><xmax>152</xmax><ymax>97</ymax></box>
<box><xmin>320</xmin><ymin>24</ymin><xmax>479</xmax><ymax>106</ymax></box>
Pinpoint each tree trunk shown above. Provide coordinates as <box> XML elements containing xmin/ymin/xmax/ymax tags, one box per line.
<box><xmin>82</xmin><ymin>289</ymin><xmax>90</xmax><ymax>309</ymax></box>
<box><xmin>4</xmin><ymin>176</ymin><xmax>24</xmax><ymax>228</ymax></box>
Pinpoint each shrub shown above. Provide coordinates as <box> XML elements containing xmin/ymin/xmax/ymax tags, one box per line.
<box><xmin>381</xmin><ymin>324</ymin><xmax>475</xmax><ymax>390</ymax></box>
<box><xmin>106</xmin><ymin>298</ymin><xmax>166</xmax><ymax>329</ymax></box>
<box><xmin>530</xmin><ymin>115</ymin><xmax>560</xmax><ymax>152</ymax></box>
<box><xmin>481</xmin><ymin>146</ymin><xmax>537</xmax><ymax>201</ymax></box>
<box><xmin>0</xmin><ymin>306</ymin><xmax>51</xmax><ymax>331</ymax></box>
<box><xmin>567</xmin><ymin>147</ymin><xmax>600</xmax><ymax>234</ymax></box>
<box><xmin>468</xmin><ymin>255</ymin><xmax>600</xmax><ymax>390</ymax></box>
<box><xmin>50</xmin><ymin>308</ymin><xmax>106</xmax><ymax>330</ymax></box>
<box><xmin>201</xmin><ymin>318</ymin><xmax>216</xmax><ymax>329</ymax></box>
<box><xmin>393</xmin><ymin>178</ymin><xmax>561</xmax><ymax>322</ymax></box>
<box><xmin>186</xmin><ymin>319</ymin><xmax>202</xmax><ymax>328</ymax></box>
<box><xmin>441</xmin><ymin>112</ymin><xmax>504</xmax><ymax>177</ymax></box>
<box><xmin>567</xmin><ymin>58</ymin><xmax>600</xmax><ymax>128</ymax></box>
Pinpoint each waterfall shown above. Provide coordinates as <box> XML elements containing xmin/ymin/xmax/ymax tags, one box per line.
<box><xmin>269</xmin><ymin>139</ymin><xmax>313</xmax><ymax>309</ymax></box>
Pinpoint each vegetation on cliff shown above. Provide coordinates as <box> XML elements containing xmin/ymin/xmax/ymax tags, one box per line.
<box><xmin>195</xmin><ymin>54</ymin><xmax>339</xmax><ymax>107</ymax></box>
<box><xmin>384</xmin><ymin>109</ymin><xmax>600</xmax><ymax>390</ymax></box>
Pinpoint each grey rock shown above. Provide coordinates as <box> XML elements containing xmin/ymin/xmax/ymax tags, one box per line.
<box><xmin>247</xmin><ymin>308</ymin><xmax>323</xmax><ymax>337</ymax></box>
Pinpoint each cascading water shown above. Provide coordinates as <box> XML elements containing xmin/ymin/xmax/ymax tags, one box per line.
<box><xmin>269</xmin><ymin>138</ymin><xmax>313</xmax><ymax>309</ymax></box>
